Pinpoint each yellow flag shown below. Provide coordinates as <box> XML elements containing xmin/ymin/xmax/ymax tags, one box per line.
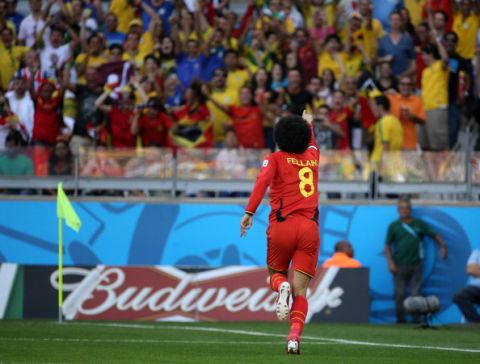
<box><xmin>57</xmin><ymin>182</ymin><xmax>81</xmax><ymax>232</ymax></box>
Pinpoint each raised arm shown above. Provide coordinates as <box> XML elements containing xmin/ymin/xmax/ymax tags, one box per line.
<box><xmin>95</xmin><ymin>89</ymin><xmax>113</xmax><ymax>114</ymax></box>
<box><xmin>202</xmin><ymin>84</ymin><xmax>231</xmax><ymax>115</ymax></box>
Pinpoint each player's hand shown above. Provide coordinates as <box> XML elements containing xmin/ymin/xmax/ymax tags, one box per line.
<box><xmin>302</xmin><ymin>110</ymin><xmax>313</xmax><ymax>124</ymax></box>
<box><xmin>240</xmin><ymin>214</ymin><xmax>253</xmax><ymax>237</ymax></box>
<box><xmin>388</xmin><ymin>261</ymin><xmax>397</xmax><ymax>274</ymax></box>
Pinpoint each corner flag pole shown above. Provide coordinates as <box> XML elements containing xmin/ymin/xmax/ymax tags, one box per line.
<box><xmin>58</xmin><ymin>215</ymin><xmax>63</xmax><ymax>324</ymax></box>
<box><xmin>57</xmin><ymin>182</ymin><xmax>82</xmax><ymax>324</ymax></box>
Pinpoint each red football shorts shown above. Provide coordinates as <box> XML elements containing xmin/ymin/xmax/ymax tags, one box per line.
<box><xmin>266</xmin><ymin>215</ymin><xmax>320</xmax><ymax>277</ymax></box>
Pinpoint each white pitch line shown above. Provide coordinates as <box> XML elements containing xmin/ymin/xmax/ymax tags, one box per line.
<box><xmin>66</xmin><ymin>322</ymin><xmax>480</xmax><ymax>354</ymax></box>
<box><xmin>0</xmin><ymin>337</ymin><xmax>331</xmax><ymax>346</ymax></box>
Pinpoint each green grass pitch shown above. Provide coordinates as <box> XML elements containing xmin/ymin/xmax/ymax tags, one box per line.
<box><xmin>0</xmin><ymin>320</ymin><xmax>479</xmax><ymax>363</ymax></box>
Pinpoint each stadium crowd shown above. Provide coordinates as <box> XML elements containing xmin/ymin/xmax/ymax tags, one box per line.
<box><xmin>0</xmin><ymin>0</ymin><xmax>479</xmax><ymax>183</ymax></box>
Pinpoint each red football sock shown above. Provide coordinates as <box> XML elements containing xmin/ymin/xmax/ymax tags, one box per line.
<box><xmin>269</xmin><ymin>273</ymin><xmax>287</xmax><ymax>292</ymax></box>
<box><xmin>288</xmin><ymin>295</ymin><xmax>308</xmax><ymax>340</ymax></box>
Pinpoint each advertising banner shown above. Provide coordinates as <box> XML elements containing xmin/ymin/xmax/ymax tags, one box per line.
<box><xmin>1</xmin><ymin>201</ymin><xmax>478</xmax><ymax>323</ymax></box>
<box><xmin>13</xmin><ymin>265</ymin><xmax>370</xmax><ymax>323</ymax></box>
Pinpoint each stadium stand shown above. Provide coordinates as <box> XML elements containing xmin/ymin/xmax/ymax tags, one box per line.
<box><xmin>0</xmin><ymin>0</ymin><xmax>478</xmax><ymax>200</ymax></box>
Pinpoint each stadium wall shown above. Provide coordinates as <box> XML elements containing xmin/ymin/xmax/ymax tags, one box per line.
<box><xmin>0</xmin><ymin>200</ymin><xmax>479</xmax><ymax>324</ymax></box>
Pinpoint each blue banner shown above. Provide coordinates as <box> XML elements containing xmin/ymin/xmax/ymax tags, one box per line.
<box><xmin>0</xmin><ymin>200</ymin><xmax>479</xmax><ymax>324</ymax></box>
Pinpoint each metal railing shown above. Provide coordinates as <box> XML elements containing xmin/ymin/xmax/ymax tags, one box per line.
<box><xmin>0</xmin><ymin>147</ymin><xmax>478</xmax><ymax>200</ymax></box>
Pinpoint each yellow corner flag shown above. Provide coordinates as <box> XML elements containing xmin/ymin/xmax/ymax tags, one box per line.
<box><xmin>56</xmin><ymin>182</ymin><xmax>81</xmax><ymax>323</ymax></box>
<box><xmin>57</xmin><ymin>182</ymin><xmax>81</xmax><ymax>232</ymax></box>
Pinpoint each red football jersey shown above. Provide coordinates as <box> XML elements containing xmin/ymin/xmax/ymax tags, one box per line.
<box><xmin>246</xmin><ymin>130</ymin><xmax>319</xmax><ymax>223</ymax></box>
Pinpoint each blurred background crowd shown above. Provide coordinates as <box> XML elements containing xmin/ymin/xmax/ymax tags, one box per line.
<box><xmin>0</xmin><ymin>0</ymin><xmax>479</xmax><ymax>189</ymax></box>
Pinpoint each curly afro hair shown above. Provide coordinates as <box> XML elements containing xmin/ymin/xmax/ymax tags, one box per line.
<box><xmin>274</xmin><ymin>115</ymin><xmax>311</xmax><ymax>154</ymax></box>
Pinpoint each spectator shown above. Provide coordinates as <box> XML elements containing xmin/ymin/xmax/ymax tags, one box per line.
<box><xmin>343</xmin><ymin>75</ymin><xmax>376</xmax><ymax>149</ymax></box>
<box><xmin>387</xmin><ymin>76</ymin><xmax>426</xmax><ymax>150</ymax></box>
<box><xmin>215</xmin><ymin>127</ymin><xmax>247</xmax><ymax>180</ymax></box>
<box><xmin>323</xmin><ymin>240</ymin><xmax>362</xmax><ymax>268</ymax></box>
<box><xmin>399</xmin><ymin>7</ymin><xmax>416</xmax><ymax>42</ymax></box>
<box><xmin>95</xmin><ymin>85</ymin><xmax>137</xmax><ymax>148</ymax></box>
<box><xmin>271</xmin><ymin>63</ymin><xmax>287</xmax><ymax>93</ymax></box>
<box><xmin>206</xmin><ymin>68</ymin><xmax>238</xmax><ymax>145</ymax></box>
<box><xmin>422</xmin><ymin>0</ymin><xmax>453</xmax><ymax>33</ymax></box>
<box><xmin>0</xmin><ymin>0</ymin><xmax>16</xmax><ymax>37</ymax></box>
<box><xmin>102</xmin><ymin>12</ymin><xmax>126</xmax><ymax>47</ymax></box>
<box><xmin>205</xmin><ymin>85</ymin><xmax>265</xmax><ymax>149</ymax></box>
<box><xmin>419</xmin><ymin>33</ymin><xmax>449</xmax><ymax>151</ymax></box>
<box><xmin>17</xmin><ymin>0</ymin><xmax>45</xmax><ymax>47</ymax></box>
<box><xmin>48</xmin><ymin>139</ymin><xmax>72</xmax><ymax>176</ymax></box>
<box><xmin>109</xmin><ymin>0</ymin><xmax>135</xmax><ymax>34</ymax></box>
<box><xmin>370</xmin><ymin>95</ymin><xmax>403</xmax><ymax>169</ymax></box>
<box><xmin>18</xmin><ymin>49</ymin><xmax>44</xmax><ymax>92</ymax></box>
<box><xmin>141</xmin><ymin>0</ymin><xmax>174</xmax><ymax>35</ymax></box>
<box><xmin>307</xmin><ymin>76</ymin><xmax>324</xmax><ymax>110</ymax></box>
<box><xmin>31</xmin><ymin>79</ymin><xmax>64</xmax><ymax>146</ymax></box>
<box><xmin>404</xmin><ymin>0</ymin><xmax>426</xmax><ymax>27</ymax></box>
<box><xmin>243</xmin><ymin>27</ymin><xmax>278</xmax><ymax>74</ymax></box>
<box><xmin>142</xmin><ymin>55</ymin><xmax>163</xmax><ymax>95</ymax></box>
<box><xmin>414</xmin><ymin>22</ymin><xmax>430</xmax><ymax>89</ymax></box>
<box><xmin>283</xmin><ymin>68</ymin><xmax>312</xmax><ymax>116</ymax></box>
<box><xmin>375</xmin><ymin>59</ymin><xmax>398</xmax><ymax>93</ymax></box>
<box><xmin>312</xmin><ymin>104</ymin><xmax>343</xmax><ymax>151</ymax></box>
<box><xmin>0</xmin><ymin>27</ymin><xmax>28</xmax><ymax>89</ymax></box>
<box><xmin>80</xmin><ymin>145</ymin><xmax>123</xmax><ymax>178</ymax></box>
<box><xmin>36</xmin><ymin>22</ymin><xmax>79</xmax><ymax>77</ymax></box>
<box><xmin>61</xmin><ymin>0</ymin><xmax>99</xmax><ymax>35</ymax></box>
<box><xmin>170</xmin><ymin>80</ymin><xmax>212</xmax><ymax>148</ymax></box>
<box><xmin>156</xmin><ymin>36</ymin><xmax>177</xmax><ymax>76</ymax></box>
<box><xmin>453</xmin><ymin>249</ymin><xmax>480</xmax><ymax>323</ymax></box>
<box><xmin>67</xmin><ymin>66</ymin><xmax>103</xmax><ymax>155</ymax></box>
<box><xmin>384</xmin><ymin>197</ymin><xmax>447</xmax><ymax>323</ymax></box>
<box><xmin>372</xmin><ymin>0</ymin><xmax>402</xmax><ymax>31</ymax></box>
<box><xmin>131</xmin><ymin>97</ymin><xmax>173</xmax><ymax>147</ymax></box>
<box><xmin>329</xmin><ymin>90</ymin><xmax>353</xmax><ymax>150</ymax></box>
<box><xmin>452</xmin><ymin>0</ymin><xmax>477</xmax><ymax>61</ymax></box>
<box><xmin>0</xmin><ymin>130</ymin><xmax>32</xmax><ymax>179</ymax></box>
<box><xmin>251</xmin><ymin>68</ymin><xmax>271</xmax><ymax>105</ymax></box>
<box><xmin>176</xmin><ymin>38</ymin><xmax>208</xmax><ymax>89</ymax></box>
<box><xmin>203</xmin><ymin>27</ymin><xmax>228</xmax><ymax>82</ymax></box>
<box><xmin>443</xmin><ymin>31</ymin><xmax>472</xmax><ymax>148</ymax></box>
<box><xmin>0</xmin><ymin>93</ymin><xmax>24</xmax><ymax>148</ymax></box>
<box><xmin>317</xmin><ymin>34</ymin><xmax>346</xmax><ymax>81</ymax></box>
<box><xmin>223</xmin><ymin>50</ymin><xmax>250</xmax><ymax>91</ymax></box>
<box><xmin>318</xmin><ymin>68</ymin><xmax>336</xmax><ymax>106</ymax></box>
<box><xmin>5</xmin><ymin>0</ymin><xmax>23</xmax><ymax>31</ymax></box>
<box><xmin>358</xmin><ymin>0</ymin><xmax>385</xmax><ymax>62</ymax></box>
<box><xmin>122</xmin><ymin>30</ymin><xmax>148</xmax><ymax>70</ymax></box>
<box><xmin>163</xmin><ymin>73</ymin><xmax>183</xmax><ymax>110</ymax></box>
<box><xmin>138</xmin><ymin>6</ymin><xmax>165</xmax><ymax>57</ymax></box>
<box><xmin>97</xmin><ymin>44</ymin><xmax>132</xmax><ymax>87</ymax></box>
<box><xmin>377</xmin><ymin>11</ymin><xmax>416</xmax><ymax>78</ymax></box>
<box><xmin>309</xmin><ymin>6</ymin><xmax>334</xmax><ymax>49</ymax></box>
<box><xmin>294</xmin><ymin>28</ymin><xmax>317</xmax><ymax>82</ymax></box>
<box><xmin>6</xmin><ymin>75</ymin><xmax>34</xmax><ymax>142</ymax></box>
<box><xmin>428</xmin><ymin>9</ymin><xmax>448</xmax><ymax>42</ymax></box>
<box><xmin>75</xmin><ymin>33</ymin><xmax>108</xmax><ymax>83</ymax></box>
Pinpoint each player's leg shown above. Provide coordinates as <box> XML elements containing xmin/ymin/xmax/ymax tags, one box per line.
<box><xmin>266</xmin><ymin>223</ymin><xmax>296</xmax><ymax>320</ymax></box>
<box><xmin>268</xmin><ymin>267</ymin><xmax>291</xmax><ymax>320</ymax></box>
<box><xmin>287</xmin><ymin>218</ymin><xmax>319</xmax><ymax>355</ymax></box>
<box><xmin>286</xmin><ymin>270</ymin><xmax>311</xmax><ymax>354</ymax></box>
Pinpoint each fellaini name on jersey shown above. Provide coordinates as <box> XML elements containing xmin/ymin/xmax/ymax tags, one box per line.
<box><xmin>286</xmin><ymin>158</ymin><xmax>318</xmax><ymax>167</ymax></box>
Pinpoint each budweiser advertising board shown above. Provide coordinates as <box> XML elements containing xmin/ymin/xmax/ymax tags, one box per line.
<box><xmin>19</xmin><ymin>265</ymin><xmax>369</xmax><ymax>322</ymax></box>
